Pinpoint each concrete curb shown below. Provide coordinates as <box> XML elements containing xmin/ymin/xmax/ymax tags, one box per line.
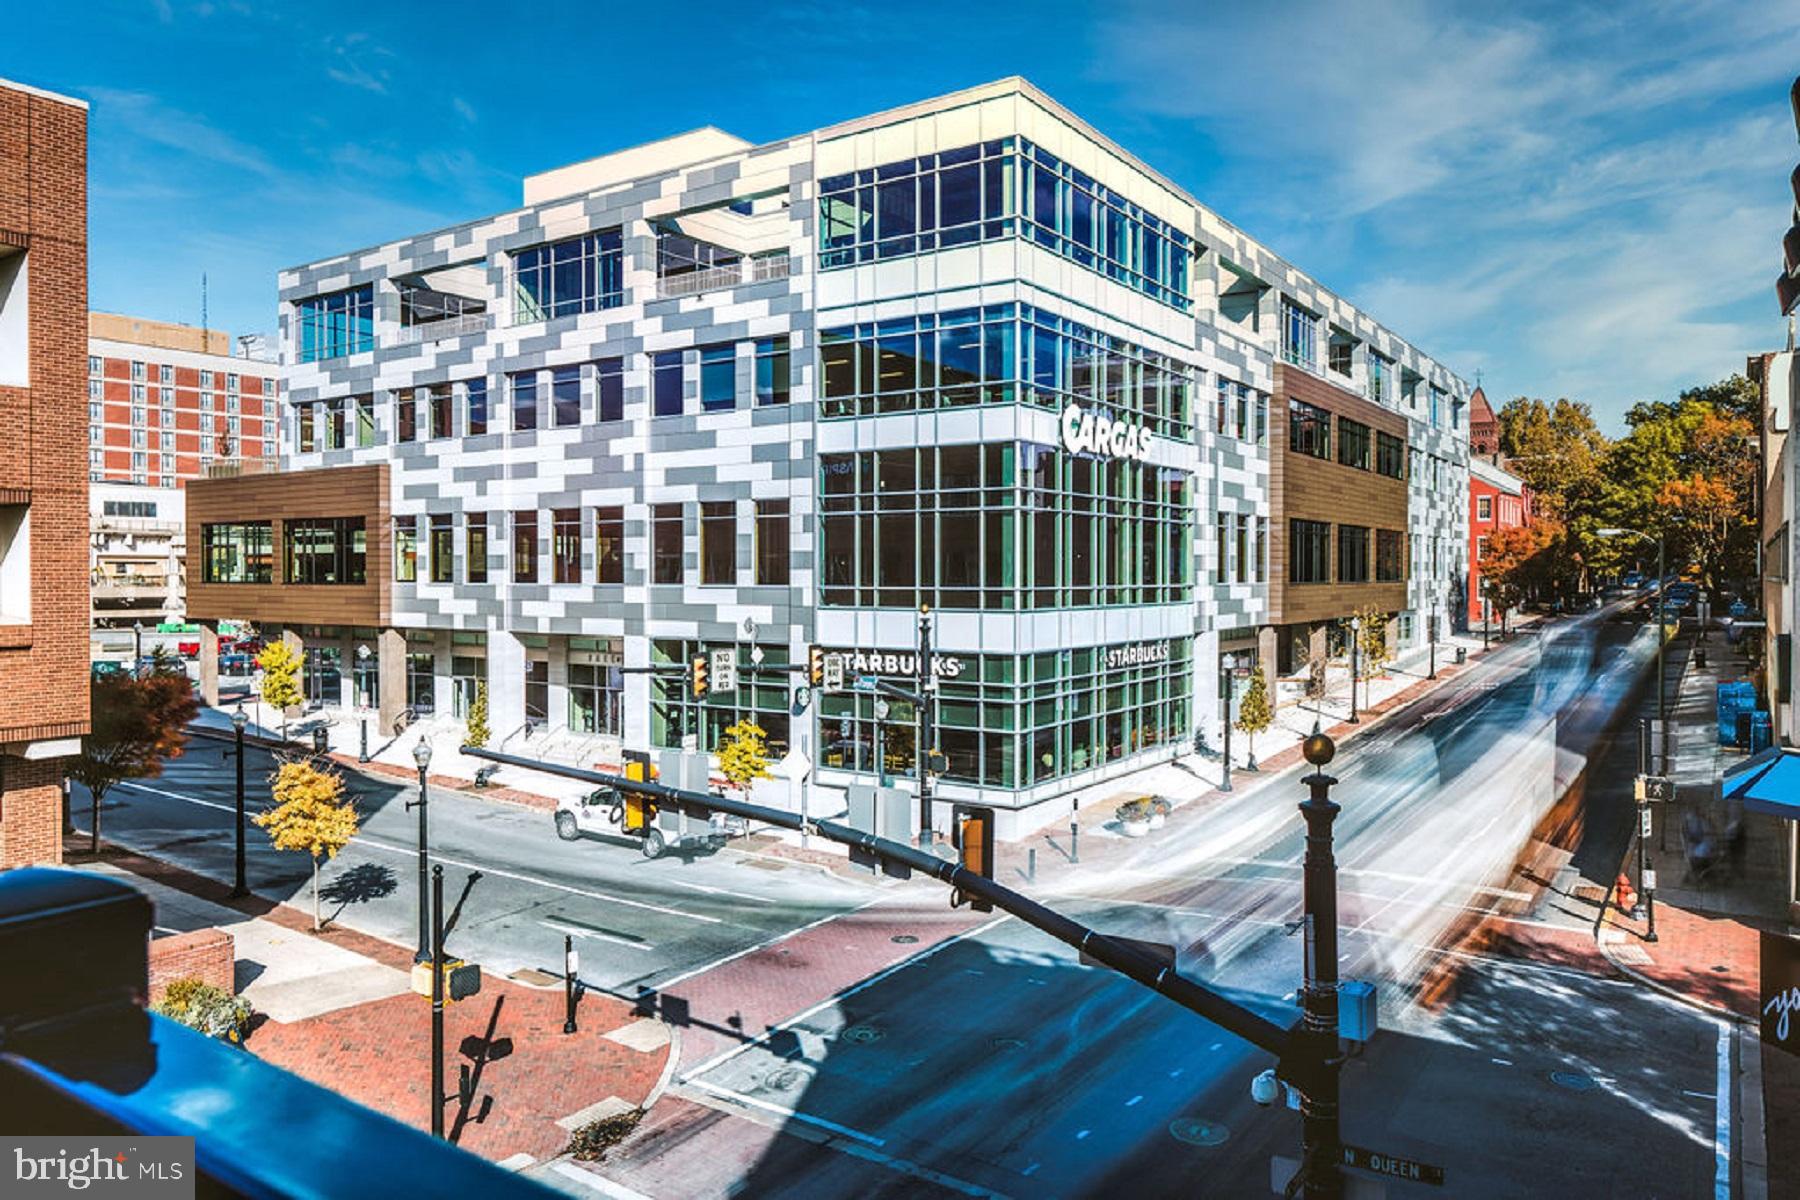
<box><xmin>640</xmin><ymin>1022</ymin><xmax>683</xmax><ymax>1113</ymax></box>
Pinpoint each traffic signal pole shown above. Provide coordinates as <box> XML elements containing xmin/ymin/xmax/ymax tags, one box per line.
<box><xmin>917</xmin><ymin>608</ymin><xmax>936</xmax><ymax>846</ymax></box>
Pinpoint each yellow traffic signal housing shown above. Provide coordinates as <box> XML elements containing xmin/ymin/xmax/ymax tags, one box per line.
<box><xmin>952</xmin><ymin>806</ymin><xmax>995</xmax><ymax>913</ymax></box>
<box><xmin>691</xmin><ymin>655</ymin><xmax>709</xmax><ymax>699</ymax></box>
<box><xmin>622</xmin><ymin>791</ymin><xmax>657</xmax><ymax>833</ymax></box>
<box><xmin>808</xmin><ymin>645</ymin><xmax>824</xmax><ymax>686</ymax></box>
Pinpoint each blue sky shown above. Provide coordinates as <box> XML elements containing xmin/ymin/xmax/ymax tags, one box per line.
<box><xmin>8</xmin><ymin>0</ymin><xmax>1800</xmax><ymax>432</ymax></box>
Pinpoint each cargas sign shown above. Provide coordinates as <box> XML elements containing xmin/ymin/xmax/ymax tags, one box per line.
<box><xmin>1061</xmin><ymin>404</ymin><xmax>1154</xmax><ymax>462</ymax></box>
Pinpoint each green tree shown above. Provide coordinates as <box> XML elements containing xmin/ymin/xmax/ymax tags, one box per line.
<box><xmin>1497</xmin><ymin>396</ymin><xmax>1608</xmax><ymax>522</ymax></box>
<box><xmin>1234</xmin><ymin>668</ymin><xmax>1273</xmax><ymax>771</ymax></box>
<box><xmin>69</xmin><ymin>671</ymin><xmax>200</xmax><ymax>854</ymax></box>
<box><xmin>464</xmin><ymin>681</ymin><xmax>490</xmax><ymax>749</ymax></box>
<box><xmin>257</xmin><ymin>641</ymin><xmax>303</xmax><ymax>740</ymax></box>
<box><xmin>256</xmin><ymin>759</ymin><xmax>358</xmax><ymax>930</ymax></box>
<box><xmin>717</xmin><ymin>718</ymin><xmax>774</xmax><ymax>795</ymax></box>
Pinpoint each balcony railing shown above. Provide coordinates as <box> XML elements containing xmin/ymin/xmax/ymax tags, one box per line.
<box><xmin>656</xmin><ymin>252</ymin><xmax>793</xmax><ymax>299</ymax></box>
<box><xmin>203</xmin><ymin>458</ymin><xmax>275</xmax><ymax>479</ymax></box>
<box><xmin>392</xmin><ymin>311</ymin><xmax>494</xmax><ymax>346</ymax></box>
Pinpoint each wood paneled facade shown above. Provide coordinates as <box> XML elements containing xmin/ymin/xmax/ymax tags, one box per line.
<box><xmin>1268</xmin><ymin>365</ymin><xmax>1409</xmax><ymax>629</ymax></box>
<box><xmin>185</xmin><ymin>463</ymin><xmax>392</xmax><ymax>626</ymax></box>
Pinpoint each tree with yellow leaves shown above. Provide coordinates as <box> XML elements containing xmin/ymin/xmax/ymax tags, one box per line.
<box><xmin>716</xmin><ymin>718</ymin><xmax>774</xmax><ymax>796</ymax></box>
<box><xmin>257</xmin><ymin>640</ymin><xmax>304</xmax><ymax>741</ymax></box>
<box><xmin>256</xmin><ymin>759</ymin><xmax>358</xmax><ymax>930</ymax></box>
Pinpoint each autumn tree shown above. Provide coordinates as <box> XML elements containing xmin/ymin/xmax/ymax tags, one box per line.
<box><xmin>717</xmin><ymin>718</ymin><xmax>773</xmax><ymax>795</ymax></box>
<box><xmin>256</xmin><ymin>759</ymin><xmax>358</xmax><ymax>930</ymax></box>
<box><xmin>256</xmin><ymin>641</ymin><xmax>303</xmax><ymax>740</ymax></box>
<box><xmin>69</xmin><ymin>670</ymin><xmax>200</xmax><ymax>854</ymax></box>
<box><xmin>1481</xmin><ymin>518</ymin><xmax>1565</xmax><ymax>614</ymax></box>
<box><xmin>1234</xmin><ymin>668</ymin><xmax>1273</xmax><ymax>771</ymax></box>
<box><xmin>1497</xmin><ymin>397</ymin><xmax>1608</xmax><ymax>521</ymax></box>
<box><xmin>464</xmin><ymin>681</ymin><xmax>490</xmax><ymax>749</ymax></box>
<box><xmin>1346</xmin><ymin>606</ymin><xmax>1393</xmax><ymax>677</ymax></box>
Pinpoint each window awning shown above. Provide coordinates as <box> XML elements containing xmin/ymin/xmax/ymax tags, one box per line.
<box><xmin>1721</xmin><ymin>746</ymin><xmax>1800</xmax><ymax>819</ymax></box>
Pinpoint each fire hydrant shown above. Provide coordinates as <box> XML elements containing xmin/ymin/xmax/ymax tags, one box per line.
<box><xmin>1614</xmin><ymin>872</ymin><xmax>1637</xmax><ymax>914</ymax></box>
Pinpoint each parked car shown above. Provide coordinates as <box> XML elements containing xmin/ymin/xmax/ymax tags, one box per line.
<box><xmin>219</xmin><ymin>653</ymin><xmax>253</xmax><ymax>675</ymax></box>
<box><xmin>90</xmin><ymin>660</ymin><xmax>128</xmax><ymax>681</ymax></box>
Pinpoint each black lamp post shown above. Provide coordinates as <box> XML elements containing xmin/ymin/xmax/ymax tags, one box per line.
<box><xmin>132</xmin><ymin>621</ymin><xmax>144</xmax><ymax>676</ymax></box>
<box><xmin>408</xmin><ymin>737</ymin><xmax>432</xmax><ymax>962</ymax></box>
<box><xmin>1219</xmin><ymin>668</ymin><xmax>1233</xmax><ymax>794</ymax></box>
<box><xmin>230</xmin><ymin>704</ymin><xmax>248</xmax><ymax>899</ymax></box>
<box><xmin>1295</xmin><ymin>728</ymin><xmax>1343</xmax><ymax>1198</ymax></box>
<box><xmin>356</xmin><ymin>645</ymin><xmax>372</xmax><ymax>763</ymax></box>
<box><xmin>1427</xmin><ymin>610</ymin><xmax>1438</xmax><ymax>680</ymax></box>
<box><xmin>1347</xmin><ymin>616</ymin><xmax>1361</xmax><ymax>724</ymax></box>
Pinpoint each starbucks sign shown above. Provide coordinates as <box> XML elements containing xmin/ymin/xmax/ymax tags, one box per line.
<box><xmin>1061</xmin><ymin>403</ymin><xmax>1154</xmax><ymax>462</ymax></box>
<box><xmin>1105</xmin><ymin>640</ymin><xmax>1173</xmax><ymax>669</ymax></box>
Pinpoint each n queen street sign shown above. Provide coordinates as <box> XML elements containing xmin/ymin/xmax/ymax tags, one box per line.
<box><xmin>1061</xmin><ymin>403</ymin><xmax>1154</xmax><ymax>461</ymax></box>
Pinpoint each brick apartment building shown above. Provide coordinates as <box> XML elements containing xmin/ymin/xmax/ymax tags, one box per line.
<box><xmin>0</xmin><ymin>77</ymin><xmax>89</xmax><ymax>868</ymax></box>
<box><xmin>87</xmin><ymin>312</ymin><xmax>280</xmax><ymax>487</ymax></box>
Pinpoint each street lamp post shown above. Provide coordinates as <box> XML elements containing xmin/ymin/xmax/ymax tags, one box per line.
<box><xmin>873</xmin><ymin>699</ymin><xmax>890</xmax><ymax>787</ymax></box>
<box><xmin>407</xmin><ymin>738</ymin><xmax>433</xmax><ymax>962</ymax></box>
<box><xmin>132</xmin><ymin>622</ymin><xmax>144</xmax><ymax>676</ymax></box>
<box><xmin>1427</xmin><ymin>611</ymin><xmax>1438</xmax><ymax>680</ymax></box>
<box><xmin>356</xmin><ymin>645</ymin><xmax>372</xmax><ymax>763</ymax></box>
<box><xmin>1347</xmin><ymin>616</ymin><xmax>1361</xmax><ymax>724</ymax></box>
<box><xmin>1599</xmin><ymin>528</ymin><xmax>1668</xmax><ymax>772</ymax></box>
<box><xmin>230</xmin><ymin>705</ymin><xmax>249</xmax><ymax>898</ymax></box>
<box><xmin>1219</xmin><ymin>668</ymin><xmax>1233</xmax><ymax>794</ymax></box>
<box><xmin>430</xmin><ymin>863</ymin><xmax>446</xmax><ymax>1139</ymax></box>
<box><xmin>1296</xmin><ymin>728</ymin><xmax>1343</xmax><ymax>1199</ymax></box>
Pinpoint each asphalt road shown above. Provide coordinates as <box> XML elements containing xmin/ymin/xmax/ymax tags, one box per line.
<box><xmin>75</xmin><ymin>742</ymin><xmax>874</xmax><ymax>994</ymax></box>
<box><xmin>606</xmin><ymin>613</ymin><xmax>1733</xmax><ymax>1199</ymax></box>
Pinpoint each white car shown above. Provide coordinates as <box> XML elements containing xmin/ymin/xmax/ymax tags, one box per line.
<box><xmin>553</xmin><ymin>786</ymin><xmax>744</xmax><ymax>859</ymax></box>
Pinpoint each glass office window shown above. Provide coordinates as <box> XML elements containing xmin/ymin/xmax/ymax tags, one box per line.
<box><xmin>819</xmin><ymin>140</ymin><xmax>1015</xmax><ymax>269</ymax></box>
<box><xmin>355</xmin><ymin>395</ymin><xmax>377</xmax><ymax>447</ymax></box>
<box><xmin>396</xmin><ymin>392</ymin><xmax>417</xmax><ymax>443</ymax></box>
<box><xmin>296</xmin><ymin>405</ymin><xmax>316</xmax><ymax>453</ymax></box>
<box><xmin>466</xmin><ymin>379</ymin><xmax>489</xmax><ymax>436</ymax></box>
<box><xmin>430</xmin><ymin>514</ymin><xmax>453</xmax><ymax>583</ymax></box>
<box><xmin>595</xmin><ymin>357</ymin><xmax>624</xmax><ymax>422</ymax></box>
<box><xmin>653</xmin><ymin>351</ymin><xmax>684</xmax><ymax>417</ymax></box>
<box><xmin>755</xmin><ymin>337</ymin><xmax>790</xmax><ymax>406</ymax></box>
<box><xmin>652</xmin><ymin>640</ymin><xmax>791</xmax><ymax>759</ymax></box>
<box><xmin>466</xmin><ymin>514</ymin><xmax>488</xmax><ymax>583</ymax></box>
<box><xmin>1289</xmin><ymin>400</ymin><xmax>1331</xmax><ymax>459</ymax></box>
<box><xmin>512</xmin><ymin>229</ymin><xmax>624</xmax><ymax>322</ymax></box>
<box><xmin>1376</xmin><ymin>529</ymin><xmax>1404</xmax><ymax>581</ymax></box>
<box><xmin>1290</xmin><ymin>519</ymin><xmax>1331</xmax><ymax>584</ymax></box>
<box><xmin>510</xmin><ymin>371</ymin><xmax>537</xmax><ymax>431</ymax></box>
<box><xmin>297</xmin><ymin>285</ymin><xmax>375</xmax><ymax>362</ymax></box>
<box><xmin>1376</xmin><ymin>431</ymin><xmax>1405</xmax><ymax>479</ymax></box>
<box><xmin>284</xmin><ymin>517</ymin><xmax>365</xmax><ymax>585</ymax></box>
<box><xmin>756</xmin><ymin>499</ymin><xmax>789</xmax><ymax>585</ymax></box>
<box><xmin>323</xmin><ymin>399</ymin><xmax>346</xmax><ymax>450</ymax></box>
<box><xmin>201</xmin><ymin>521</ymin><xmax>273</xmax><ymax>583</ymax></box>
<box><xmin>700</xmin><ymin>501</ymin><xmax>735</xmax><ymax>584</ymax></box>
<box><xmin>652</xmin><ymin>503</ymin><xmax>683</xmax><ymax>583</ymax></box>
<box><xmin>552</xmin><ymin>366</ymin><xmax>581</xmax><ymax>427</ymax></box>
<box><xmin>513</xmin><ymin>511</ymin><xmax>538</xmax><ymax>583</ymax></box>
<box><xmin>393</xmin><ymin>516</ymin><xmax>418</xmax><ymax>582</ymax></box>
<box><xmin>700</xmin><ymin>344</ymin><xmax>736</xmax><ymax>411</ymax></box>
<box><xmin>1281</xmin><ymin>299</ymin><xmax>1317</xmax><ymax>368</ymax></box>
<box><xmin>1337</xmin><ymin>525</ymin><xmax>1370</xmax><ymax>583</ymax></box>
<box><xmin>1337</xmin><ymin>417</ymin><xmax>1371</xmax><ymax>470</ymax></box>
<box><xmin>553</xmin><ymin>508</ymin><xmax>581</xmax><ymax>583</ymax></box>
<box><xmin>569</xmin><ymin>660</ymin><xmax>623</xmax><ymax>735</ymax></box>
<box><xmin>407</xmin><ymin>652</ymin><xmax>435</xmax><ymax>715</ymax></box>
<box><xmin>429</xmin><ymin>384</ymin><xmax>453</xmax><ymax>439</ymax></box>
<box><xmin>1018</xmin><ymin>141</ymin><xmax>1192</xmax><ymax>310</ymax></box>
<box><xmin>596</xmin><ymin>506</ymin><xmax>624</xmax><ymax>584</ymax></box>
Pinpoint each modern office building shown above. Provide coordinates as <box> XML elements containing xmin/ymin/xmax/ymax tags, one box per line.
<box><xmin>90</xmin><ymin>481</ymin><xmax>185</xmax><ymax>630</ymax></box>
<box><xmin>187</xmin><ymin>79</ymin><xmax>1470</xmax><ymax>835</ymax></box>
<box><xmin>87</xmin><ymin>311</ymin><xmax>280</xmax><ymax>487</ymax></box>
<box><xmin>0</xmin><ymin>76</ymin><xmax>89</xmax><ymax>868</ymax></box>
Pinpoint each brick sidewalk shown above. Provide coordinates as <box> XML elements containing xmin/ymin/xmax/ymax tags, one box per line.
<box><xmin>69</xmin><ymin>833</ymin><xmax>671</xmax><ymax>1167</ymax></box>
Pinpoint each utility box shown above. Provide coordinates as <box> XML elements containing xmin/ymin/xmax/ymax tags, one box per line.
<box><xmin>846</xmin><ymin>783</ymin><xmax>913</xmax><ymax>879</ymax></box>
<box><xmin>1339</xmin><ymin>979</ymin><xmax>1378</xmax><ymax>1043</ymax></box>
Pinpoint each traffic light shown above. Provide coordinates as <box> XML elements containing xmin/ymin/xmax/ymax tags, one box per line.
<box><xmin>926</xmin><ymin>748</ymin><xmax>948</xmax><ymax>775</ymax></box>
<box><xmin>621</xmin><ymin>789</ymin><xmax>658</xmax><ymax>833</ymax></box>
<box><xmin>951</xmin><ymin>805</ymin><xmax>995</xmax><ymax>913</ymax></box>
<box><xmin>808</xmin><ymin>645</ymin><xmax>824</xmax><ymax>687</ymax></box>
<box><xmin>691</xmin><ymin>655</ymin><xmax>709</xmax><ymax>699</ymax></box>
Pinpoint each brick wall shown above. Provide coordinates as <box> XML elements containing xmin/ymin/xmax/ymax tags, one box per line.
<box><xmin>147</xmin><ymin>927</ymin><xmax>235</xmax><ymax>1003</ymax></box>
<box><xmin>0</xmin><ymin>754</ymin><xmax>62</xmax><ymax>867</ymax></box>
<box><xmin>0</xmin><ymin>81</ymin><xmax>89</xmax><ymax>869</ymax></box>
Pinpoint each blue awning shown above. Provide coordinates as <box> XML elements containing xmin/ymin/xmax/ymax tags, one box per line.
<box><xmin>1720</xmin><ymin>746</ymin><xmax>1800</xmax><ymax>819</ymax></box>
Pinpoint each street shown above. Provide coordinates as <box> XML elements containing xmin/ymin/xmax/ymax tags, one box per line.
<box><xmin>76</xmin><ymin>610</ymin><xmax>1739</xmax><ymax>1199</ymax></box>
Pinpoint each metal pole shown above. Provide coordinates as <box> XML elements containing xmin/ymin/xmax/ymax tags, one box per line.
<box><xmin>231</xmin><ymin>719</ymin><xmax>247</xmax><ymax>898</ymax></box>
<box><xmin>1298</xmin><ymin>755</ymin><xmax>1343</xmax><ymax>1199</ymax></box>
<box><xmin>414</xmin><ymin>764</ymin><xmax>430</xmax><ymax>963</ymax></box>
<box><xmin>917</xmin><ymin>608</ymin><xmax>935</xmax><ymax>847</ymax></box>
<box><xmin>359</xmin><ymin>718</ymin><xmax>369</xmax><ymax>764</ymax></box>
<box><xmin>875</xmin><ymin>717</ymin><xmax>886</xmax><ymax>788</ymax></box>
<box><xmin>563</xmin><ymin>934</ymin><xmax>578</xmax><ymax>1035</ymax></box>
<box><xmin>431</xmin><ymin>864</ymin><xmax>445</xmax><ymax>1140</ymax></box>
<box><xmin>1428</xmin><ymin>615</ymin><xmax>1437</xmax><ymax>679</ymax></box>
<box><xmin>1220</xmin><ymin>673</ymin><xmax>1234</xmax><ymax>794</ymax></box>
<box><xmin>1657</xmin><ymin>536</ymin><xmax>1668</xmax><ymax>773</ymax></box>
<box><xmin>1348</xmin><ymin>633</ymin><xmax>1359</xmax><ymax>724</ymax></box>
<box><xmin>1027</xmin><ymin>847</ymin><xmax>1037</xmax><ymax>884</ymax></box>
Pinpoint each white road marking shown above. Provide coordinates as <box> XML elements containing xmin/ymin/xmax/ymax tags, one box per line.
<box><xmin>647</xmin><ymin>871</ymin><xmax>776</xmax><ymax>905</ymax></box>
<box><xmin>1491</xmin><ymin>1058</ymin><xmax>1513</xmax><ymax>1067</ymax></box>
<box><xmin>1169</xmin><ymin>1069</ymin><xmax>1183</xmax><ymax>1078</ymax></box>
<box><xmin>1714</xmin><ymin>1020</ymin><xmax>1731</xmax><ymax>1200</ymax></box>
<box><xmin>1125</xmin><ymin>1095</ymin><xmax>1143</xmax><ymax>1107</ymax></box>
<box><xmin>114</xmin><ymin>780</ymin><xmax>724</xmax><ymax>925</ymax></box>
<box><xmin>550</xmin><ymin>1161</ymin><xmax>657</xmax><ymax>1200</ymax></box>
<box><xmin>1209</xmin><ymin>1042</ymin><xmax>1222</xmax><ymax>1051</ymax></box>
<box><xmin>684</xmin><ymin>1078</ymin><xmax>885</xmax><ymax>1146</ymax></box>
<box><xmin>680</xmin><ymin>915</ymin><xmax>1011</xmax><ymax>1083</ymax></box>
<box><xmin>648</xmin><ymin>896</ymin><xmax>884</xmax><ymax>991</ymax></box>
<box><xmin>540</xmin><ymin>918</ymin><xmax>655</xmax><ymax>952</ymax></box>
<box><xmin>1683</xmin><ymin>1089</ymin><xmax>1712</xmax><ymax>1099</ymax></box>
<box><xmin>1022</xmin><ymin>1163</ymin><xmax>1040</xmax><ymax>1177</ymax></box>
<box><xmin>1076</xmin><ymin>1129</ymin><xmax>1090</xmax><ymax>1140</ymax></box>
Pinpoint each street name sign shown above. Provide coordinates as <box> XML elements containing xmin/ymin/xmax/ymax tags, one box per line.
<box><xmin>1342</xmin><ymin>1144</ymin><xmax>1445</xmax><ymax>1187</ymax></box>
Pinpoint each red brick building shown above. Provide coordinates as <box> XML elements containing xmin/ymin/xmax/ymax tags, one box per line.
<box><xmin>1469</xmin><ymin>455</ymin><xmax>1533</xmax><ymax>626</ymax></box>
<box><xmin>88</xmin><ymin>311</ymin><xmax>280</xmax><ymax>486</ymax></box>
<box><xmin>0</xmin><ymin>77</ymin><xmax>90</xmax><ymax>868</ymax></box>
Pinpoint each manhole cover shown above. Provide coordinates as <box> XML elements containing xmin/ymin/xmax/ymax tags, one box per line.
<box><xmin>1168</xmin><ymin>1118</ymin><xmax>1229</xmax><ymax>1147</ymax></box>
<box><xmin>891</xmin><ymin>934</ymin><xmax>919</xmax><ymax>944</ymax></box>
<box><xmin>990</xmin><ymin>1037</ymin><xmax>1026</xmax><ymax>1051</ymax></box>
<box><xmin>1550</xmin><ymin>1070</ymin><xmax>1598</xmax><ymax>1092</ymax></box>
<box><xmin>762</xmin><ymin>1066</ymin><xmax>805</xmax><ymax>1093</ymax></box>
<box><xmin>842</xmin><ymin>1025</ymin><xmax>882</xmax><ymax>1044</ymax></box>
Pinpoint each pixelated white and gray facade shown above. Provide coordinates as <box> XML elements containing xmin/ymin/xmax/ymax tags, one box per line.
<box><xmin>275</xmin><ymin>79</ymin><xmax>1469</xmax><ymax>835</ymax></box>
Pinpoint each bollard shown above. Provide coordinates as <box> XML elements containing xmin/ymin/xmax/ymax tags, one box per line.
<box><xmin>359</xmin><ymin>718</ymin><xmax>370</xmax><ymax>764</ymax></box>
<box><xmin>1027</xmin><ymin>847</ymin><xmax>1037</xmax><ymax>883</ymax></box>
<box><xmin>563</xmin><ymin>934</ymin><xmax>579</xmax><ymax>1035</ymax></box>
<box><xmin>1070</xmin><ymin>819</ymin><xmax>1080</xmax><ymax>865</ymax></box>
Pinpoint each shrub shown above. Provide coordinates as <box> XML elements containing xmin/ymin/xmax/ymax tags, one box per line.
<box><xmin>1115</xmin><ymin>797</ymin><xmax>1153</xmax><ymax>823</ymax></box>
<box><xmin>565</xmin><ymin>1108</ymin><xmax>645</xmax><ymax>1162</ymax></box>
<box><xmin>152</xmin><ymin>976</ymin><xmax>253</xmax><ymax>1044</ymax></box>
